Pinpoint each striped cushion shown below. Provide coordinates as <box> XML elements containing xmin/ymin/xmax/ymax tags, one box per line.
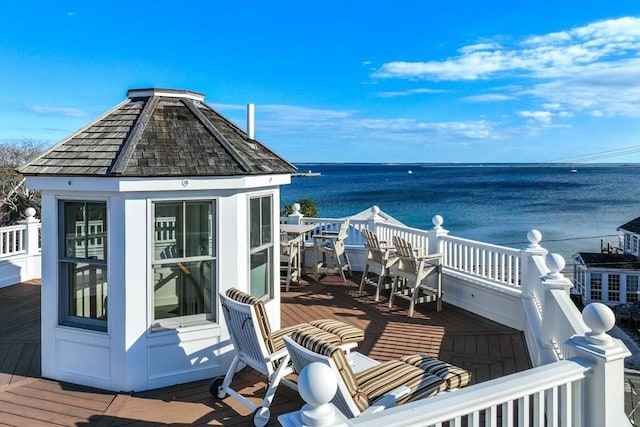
<box><xmin>399</xmin><ymin>354</ymin><xmax>471</xmax><ymax>391</ymax></box>
<box><xmin>225</xmin><ymin>288</ymin><xmax>272</xmax><ymax>343</ymax></box>
<box><xmin>291</xmin><ymin>330</ymin><xmax>367</xmax><ymax>411</ymax></box>
<box><xmin>308</xmin><ymin>319</ymin><xmax>365</xmax><ymax>344</ymax></box>
<box><xmin>355</xmin><ymin>360</ymin><xmax>443</xmax><ymax>406</ymax></box>
<box><xmin>270</xmin><ymin>324</ymin><xmax>344</xmax><ymax>352</ymax></box>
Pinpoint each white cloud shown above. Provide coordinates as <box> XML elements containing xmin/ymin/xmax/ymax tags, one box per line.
<box><xmin>372</xmin><ymin>17</ymin><xmax>640</xmax><ymax>119</ymax></box>
<box><xmin>376</xmin><ymin>88</ymin><xmax>446</xmax><ymax>98</ymax></box>
<box><xmin>520</xmin><ymin>57</ymin><xmax>640</xmax><ymax>117</ymax></box>
<box><xmin>463</xmin><ymin>94</ymin><xmax>515</xmax><ymax>102</ymax></box>
<box><xmin>373</xmin><ymin>17</ymin><xmax>640</xmax><ymax>81</ymax></box>
<box><xmin>518</xmin><ymin>110</ymin><xmax>552</xmax><ymax>124</ymax></box>
<box><xmin>28</xmin><ymin>105</ymin><xmax>87</xmax><ymax>118</ymax></box>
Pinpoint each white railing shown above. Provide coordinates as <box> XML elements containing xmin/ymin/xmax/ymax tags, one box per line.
<box><xmin>375</xmin><ymin>222</ymin><xmax>429</xmax><ymax>252</ymax></box>
<box><xmin>442</xmin><ymin>235</ymin><xmax>521</xmax><ymax>287</ymax></box>
<box><xmin>0</xmin><ymin>208</ymin><xmax>41</xmax><ymax>288</ymax></box>
<box><xmin>350</xmin><ymin>359</ymin><xmax>589</xmax><ymax>427</ymax></box>
<box><xmin>0</xmin><ymin>224</ymin><xmax>26</xmax><ymax>257</ymax></box>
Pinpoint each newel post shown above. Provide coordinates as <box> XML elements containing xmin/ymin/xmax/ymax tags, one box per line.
<box><xmin>520</xmin><ymin>229</ymin><xmax>548</xmax><ymax>299</ymax></box>
<box><xmin>287</xmin><ymin>202</ymin><xmax>303</xmax><ymax>225</ymax></box>
<box><xmin>366</xmin><ymin>205</ymin><xmax>385</xmax><ymax>234</ymax></box>
<box><xmin>278</xmin><ymin>362</ymin><xmax>347</xmax><ymax>426</ymax></box>
<box><xmin>17</xmin><ymin>207</ymin><xmax>41</xmax><ymax>280</ymax></box>
<box><xmin>541</xmin><ymin>253</ymin><xmax>573</xmax><ymax>349</ymax></box>
<box><xmin>427</xmin><ymin>215</ymin><xmax>448</xmax><ymax>256</ymax></box>
<box><xmin>569</xmin><ymin>303</ymin><xmax>632</xmax><ymax>427</ymax></box>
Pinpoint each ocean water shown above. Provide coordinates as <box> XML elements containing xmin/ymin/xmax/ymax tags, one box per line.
<box><xmin>281</xmin><ymin>163</ymin><xmax>640</xmax><ymax>260</ymax></box>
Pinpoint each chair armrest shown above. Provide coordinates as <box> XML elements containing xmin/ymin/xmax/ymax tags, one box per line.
<box><xmin>312</xmin><ymin>234</ymin><xmax>339</xmax><ymax>240</ymax></box>
<box><xmin>361</xmin><ymin>385</ymin><xmax>411</xmax><ymax>415</ymax></box>
<box><xmin>265</xmin><ymin>347</ymin><xmax>290</xmax><ymax>363</ymax></box>
<box><xmin>417</xmin><ymin>253</ymin><xmax>443</xmax><ymax>262</ymax></box>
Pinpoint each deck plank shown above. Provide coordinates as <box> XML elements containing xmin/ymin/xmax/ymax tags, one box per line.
<box><xmin>0</xmin><ymin>275</ymin><xmax>531</xmax><ymax>425</ymax></box>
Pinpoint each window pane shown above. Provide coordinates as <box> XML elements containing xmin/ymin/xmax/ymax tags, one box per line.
<box><xmin>64</xmin><ymin>202</ymin><xmax>86</xmax><ymax>258</ymax></box>
<box><xmin>65</xmin><ymin>262</ymin><xmax>108</xmax><ymax>320</ymax></box>
<box><xmin>185</xmin><ymin>201</ymin><xmax>211</xmax><ymax>258</ymax></box>
<box><xmin>250</xmin><ymin>198</ymin><xmax>260</xmax><ymax>248</ymax></box>
<box><xmin>153</xmin><ymin>261</ymin><xmax>213</xmax><ymax>319</ymax></box>
<box><xmin>86</xmin><ymin>202</ymin><xmax>107</xmax><ymax>260</ymax></box>
<box><xmin>250</xmin><ymin>248</ymin><xmax>271</xmax><ymax>298</ymax></box>
<box><xmin>261</xmin><ymin>196</ymin><xmax>272</xmax><ymax>245</ymax></box>
<box><xmin>155</xmin><ymin>202</ymin><xmax>183</xmax><ymax>260</ymax></box>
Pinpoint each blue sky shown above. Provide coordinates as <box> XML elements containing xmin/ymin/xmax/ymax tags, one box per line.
<box><xmin>1</xmin><ymin>1</ymin><xmax>639</xmax><ymax>163</ymax></box>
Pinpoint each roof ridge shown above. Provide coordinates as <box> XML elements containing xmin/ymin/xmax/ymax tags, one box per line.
<box><xmin>182</xmin><ymin>99</ymin><xmax>252</xmax><ymax>173</ymax></box>
<box><xmin>201</xmin><ymin>101</ymin><xmax>297</xmax><ymax>172</ymax></box>
<box><xmin>109</xmin><ymin>96</ymin><xmax>159</xmax><ymax>175</ymax></box>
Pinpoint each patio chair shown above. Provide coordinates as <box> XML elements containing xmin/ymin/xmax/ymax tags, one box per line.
<box><xmin>212</xmin><ymin>288</ymin><xmax>364</xmax><ymax>427</ymax></box>
<box><xmin>283</xmin><ymin>329</ymin><xmax>461</xmax><ymax>419</ymax></box>
<box><xmin>280</xmin><ymin>232</ymin><xmax>302</xmax><ymax>291</ymax></box>
<box><xmin>359</xmin><ymin>229</ymin><xmax>399</xmax><ymax>301</ymax></box>
<box><xmin>312</xmin><ymin>219</ymin><xmax>353</xmax><ymax>282</ymax></box>
<box><xmin>388</xmin><ymin>235</ymin><xmax>443</xmax><ymax>317</ymax></box>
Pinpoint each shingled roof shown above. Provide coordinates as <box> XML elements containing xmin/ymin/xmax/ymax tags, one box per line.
<box><xmin>574</xmin><ymin>252</ymin><xmax>639</xmax><ymax>269</ymax></box>
<box><xmin>19</xmin><ymin>88</ymin><xmax>297</xmax><ymax>177</ymax></box>
<box><xmin>618</xmin><ymin>216</ymin><xmax>640</xmax><ymax>234</ymax></box>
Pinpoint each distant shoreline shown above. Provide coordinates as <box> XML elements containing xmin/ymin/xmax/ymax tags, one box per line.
<box><xmin>293</xmin><ymin>162</ymin><xmax>640</xmax><ymax>167</ymax></box>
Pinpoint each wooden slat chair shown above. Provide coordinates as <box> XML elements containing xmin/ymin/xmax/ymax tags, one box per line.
<box><xmin>312</xmin><ymin>219</ymin><xmax>353</xmax><ymax>282</ymax></box>
<box><xmin>388</xmin><ymin>235</ymin><xmax>443</xmax><ymax>317</ymax></box>
<box><xmin>213</xmin><ymin>288</ymin><xmax>364</xmax><ymax>427</ymax></box>
<box><xmin>359</xmin><ymin>229</ymin><xmax>399</xmax><ymax>301</ymax></box>
<box><xmin>284</xmin><ymin>330</ymin><xmax>455</xmax><ymax>419</ymax></box>
<box><xmin>280</xmin><ymin>233</ymin><xmax>302</xmax><ymax>291</ymax></box>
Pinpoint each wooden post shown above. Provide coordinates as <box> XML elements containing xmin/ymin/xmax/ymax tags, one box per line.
<box><xmin>568</xmin><ymin>303</ymin><xmax>632</xmax><ymax>427</ymax></box>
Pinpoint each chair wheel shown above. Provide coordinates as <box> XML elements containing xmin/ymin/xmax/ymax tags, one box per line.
<box><xmin>252</xmin><ymin>406</ymin><xmax>270</xmax><ymax>427</ymax></box>
<box><xmin>209</xmin><ymin>377</ymin><xmax>225</xmax><ymax>399</ymax></box>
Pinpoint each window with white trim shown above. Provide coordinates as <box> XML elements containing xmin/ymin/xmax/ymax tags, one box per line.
<box><xmin>59</xmin><ymin>200</ymin><xmax>108</xmax><ymax>331</ymax></box>
<box><xmin>249</xmin><ymin>195</ymin><xmax>273</xmax><ymax>299</ymax></box>
<box><xmin>608</xmin><ymin>274</ymin><xmax>620</xmax><ymax>302</ymax></box>
<box><xmin>628</xmin><ymin>275</ymin><xmax>639</xmax><ymax>303</ymax></box>
<box><xmin>590</xmin><ymin>273</ymin><xmax>602</xmax><ymax>301</ymax></box>
<box><xmin>151</xmin><ymin>200</ymin><xmax>216</xmax><ymax>327</ymax></box>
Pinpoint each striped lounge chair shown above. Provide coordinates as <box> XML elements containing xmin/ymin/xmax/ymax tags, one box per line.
<box><xmin>284</xmin><ymin>329</ymin><xmax>468</xmax><ymax>419</ymax></box>
<box><xmin>212</xmin><ymin>288</ymin><xmax>365</xmax><ymax>427</ymax></box>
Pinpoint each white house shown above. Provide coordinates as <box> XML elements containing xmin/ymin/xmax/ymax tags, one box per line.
<box><xmin>19</xmin><ymin>88</ymin><xmax>296</xmax><ymax>392</ymax></box>
<box><xmin>573</xmin><ymin>216</ymin><xmax>640</xmax><ymax>307</ymax></box>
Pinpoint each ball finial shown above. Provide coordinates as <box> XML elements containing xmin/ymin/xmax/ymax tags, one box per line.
<box><xmin>371</xmin><ymin>205</ymin><xmax>380</xmax><ymax>215</ymax></box>
<box><xmin>432</xmin><ymin>215</ymin><xmax>444</xmax><ymax>229</ymax></box>
<box><xmin>292</xmin><ymin>203</ymin><xmax>301</xmax><ymax>213</ymax></box>
<box><xmin>24</xmin><ymin>207</ymin><xmax>36</xmax><ymax>218</ymax></box>
<box><xmin>583</xmin><ymin>303</ymin><xmax>615</xmax><ymax>346</ymax></box>
<box><xmin>298</xmin><ymin>363</ymin><xmax>337</xmax><ymax>407</ymax></box>
<box><xmin>527</xmin><ymin>229</ymin><xmax>542</xmax><ymax>247</ymax></box>
<box><xmin>545</xmin><ymin>253</ymin><xmax>565</xmax><ymax>278</ymax></box>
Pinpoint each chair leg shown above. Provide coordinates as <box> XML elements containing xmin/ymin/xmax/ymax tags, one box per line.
<box><xmin>359</xmin><ymin>264</ymin><xmax>370</xmax><ymax>293</ymax></box>
<box><xmin>408</xmin><ymin>286</ymin><xmax>418</xmax><ymax>317</ymax></box>
<box><xmin>343</xmin><ymin>251</ymin><xmax>353</xmax><ymax>277</ymax></box>
<box><xmin>375</xmin><ymin>267</ymin><xmax>385</xmax><ymax>302</ymax></box>
<box><xmin>261</xmin><ymin>354</ymin><xmax>292</xmax><ymax>414</ymax></box>
<box><xmin>389</xmin><ymin>276</ymin><xmax>399</xmax><ymax>308</ymax></box>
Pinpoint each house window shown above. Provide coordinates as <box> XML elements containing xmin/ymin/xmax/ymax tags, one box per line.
<box><xmin>633</xmin><ymin>236</ymin><xmax>639</xmax><ymax>255</ymax></box>
<box><xmin>625</xmin><ymin>234</ymin><xmax>631</xmax><ymax>252</ymax></box>
<box><xmin>590</xmin><ymin>273</ymin><xmax>602</xmax><ymax>301</ymax></box>
<box><xmin>628</xmin><ymin>275</ymin><xmax>639</xmax><ymax>303</ymax></box>
<box><xmin>59</xmin><ymin>201</ymin><xmax>108</xmax><ymax>331</ymax></box>
<box><xmin>249</xmin><ymin>195</ymin><xmax>273</xmax><ymax>299</ymax></box>
<box><xmin>608</xmin><ymin>274</ymin><xmax>620</xmax><ymax>302</ymax></box>
<box><xmin>152</xmin><ymin>200</ymin><xmax>216</xmax><ymax>327</ymax></box>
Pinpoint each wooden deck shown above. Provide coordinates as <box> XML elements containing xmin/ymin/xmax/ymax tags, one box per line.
<box><xmin>0</xmin><ymin>274</ymin><xmax>530</xmax><ymax>426</ymax></box>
